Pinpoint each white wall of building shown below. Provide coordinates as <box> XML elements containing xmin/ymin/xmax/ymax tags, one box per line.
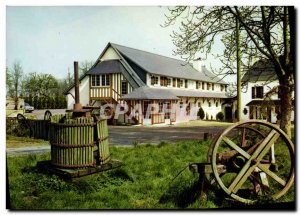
<box><xmin>100</xmin><ymin>47</ymin><xmax>120</xmax><ymax>60</ymax></box>
<box><xmin>240</xmin><ymin>80</ymin><xmax>294</xmax><ymax>123</ymax></box>
<box><xmin>175</xmin><ymin>97</ymin><xmax>224</xmax><ymax>122</ymax></box>
<box><xmin>240</xmin><ymin>80</ymin><xmax>279</xmax><ymax>121</ymax></box>
<box><xmin>66</xmin><ymin>75</ymin><xmax>90</xmax><ymax>109</ymax></box>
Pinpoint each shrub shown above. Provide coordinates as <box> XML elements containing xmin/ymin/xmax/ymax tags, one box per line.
<box><xmin>132</xmin><ymin>141</ymin><xmax>140</xmax><ymax>148</ymax></box>
<box><xmin>6</xmin><ymin>118</ymin><xmax>30</xmax><ymax>136</ymax></box>
<box><xmin>216</xmin><ymin>112</ymin><xmax>224</xmax><ymax>121</ymax></box>
<box><xmin>197</xmin><ymin>107</ymin><xmax>205</xmax><ymax>120</ymax></box>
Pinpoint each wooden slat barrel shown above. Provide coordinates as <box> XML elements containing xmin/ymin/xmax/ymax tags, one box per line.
<box><xmin>96</xmin><ymin>119</ymin><xmax>110</xmax><ymax>165</ymax></box>
<box><xmin>49</xmin><ymin>114</ymin><xmax>110</xmax><ymax>168</ymax></box>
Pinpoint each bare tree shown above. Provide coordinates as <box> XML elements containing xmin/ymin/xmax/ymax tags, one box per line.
<box><xmin>6</xmin><ymin>61</ymin><xmax>24</xmax><ymax>110</ymax></box>
<box><xmin>164</xmin><ymin>6</ymin><xmax>294</xmax><ymax>137</ymax></box>
<box><xmin>79</xmin><ymin>60</ymin><xmax>94</xmax><ymax>76</ymax></box>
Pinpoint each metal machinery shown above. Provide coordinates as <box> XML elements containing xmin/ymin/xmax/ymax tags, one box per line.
<box><xmin>189</xmin><ymin>120</ymin><xmax>294</xmax><ymax>204</ymax></box>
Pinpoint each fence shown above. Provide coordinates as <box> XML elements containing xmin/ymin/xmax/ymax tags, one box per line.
<box><xmin>27</xmin><ymin>119</ymin><xmax>50</xmax><ymax>140</ymax></box>
<box><xmin>6</xmin><ymin>117</ymin><xmax>50</xmax><ymax>139</ymax></box>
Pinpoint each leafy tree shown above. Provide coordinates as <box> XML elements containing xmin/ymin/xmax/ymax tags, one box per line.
<box><xmin>164</xmin><ymin>6</ymin><xmax>294</xmax><ymax>137</ymax></box>
<box><xmin>24</xmin><ymin>73</ymin><xmax>58</xmax><ymax>98</ymax></box>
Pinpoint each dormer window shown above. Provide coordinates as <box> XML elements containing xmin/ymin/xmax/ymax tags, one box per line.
<box><xmin>221</xmin><ymin>85</ymin><xmax>224</xmax><ymax>91</ymax></box>
<box><xmin>185</xmin><ymin>80</ymin><xmax>188</xmax><ymax>88</ymax></box>
<box><xmin>167</xmin><ymin>78</ymin><xmax>172</xmax><ymax>86</ymax></box>
<box><xmin>212</xmin><ymin>83</ymin><xmax>214</xmax><ymax>91</ymax></box>
<box><xmin>177</xmin><ymin>79</ymin><xmax>180</xmax><ymax>88</ymax></box>
<box><xmin>160</xmin><ymin>76</ymin><xmax>169</xmax><ymax>87</ymax></box>
<box><xmin>207</xmin><ymin>83</ymin><xmax>211</xmax><ymax>90</ymax></box>
<box><xmin>173</xmin><ymin>78</ymin><xmax>176</xmax><ymax>87</ymax></box>
<box><xmin>202</xmin><ymin>82</ymin><xmax>205</xmax><ymax>90</ymax></box>
<box><xmin>179</xmin><ymin>79</ymin><xmax>184</xmax><ymax>87</ymax></box>
<box><xmin>151</xmin><ymin>75</ymin><xmax>159</xmax><ymax>85</ymax></box>
<box><xmin>196</xmin><ymin>81</ymin><xmax>200</xmax><ymax>89</ymax></box>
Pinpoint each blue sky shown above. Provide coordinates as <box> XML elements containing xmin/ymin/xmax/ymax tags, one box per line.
<box><xmin>6</xmin><ymin>6</ymin><xmax>226</xmax><ymax>80</ymax></box>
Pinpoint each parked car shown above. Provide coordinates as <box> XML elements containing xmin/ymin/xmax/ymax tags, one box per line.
<box><xmin>24</xmin><ymin>103</ymin><xmax>34</xmax><ymax>113</ymax></box>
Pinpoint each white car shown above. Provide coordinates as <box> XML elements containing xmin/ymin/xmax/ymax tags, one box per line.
<box><xmin>24</xmin><ymin>103</ymin><xmax>34</xmax><ymax>113</ymax></box>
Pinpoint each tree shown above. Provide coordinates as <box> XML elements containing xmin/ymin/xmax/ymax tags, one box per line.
<box><xmin>6</xmin><ymin>61</ymin><xmax>24</xmax><ymax>109</ymax></box>
<box><xmin>24</xmin><ymin>73</ymin><xmax>58</xmax><ymax>98</ymax></box>
<box><xmin>164</xmin><ymin>6</ymin><xmax>294</xmax><ymax>137</ymax></box>
<box><xmin>197</xmin><ymin>107</ymin><xmax>205</xmax><ymax>120</ymax></box>
<box><xmin>79</xmin><ymin>60</ymin><xmax>94</xmax><ymax>76</ymax></box>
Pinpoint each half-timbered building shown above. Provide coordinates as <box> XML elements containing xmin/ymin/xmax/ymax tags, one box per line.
<box><xmin>64</xmin><ymin>43</ymin><xmax>230</xmax><ymax>125</ymax></box>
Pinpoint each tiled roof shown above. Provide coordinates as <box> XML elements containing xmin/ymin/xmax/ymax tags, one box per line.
<box><xmin>111</xmin><ymin>43</ymin><xmax>227</xmax><ymax>84</ymax></box>
<box><xmin>242</xmin><ymin>59</ymin><xmax>277</xmax><ymax>83</ymax></box>
<box><xmin>87</xmin><ymin>60</ymin><xmax>126</xmax><ymax>75</ymax></box>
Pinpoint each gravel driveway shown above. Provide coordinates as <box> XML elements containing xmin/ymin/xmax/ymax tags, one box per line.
<box><xmin>108</xmin><ymin>125</ymin><xmax>227</xmax><ymax>146</ymax></box>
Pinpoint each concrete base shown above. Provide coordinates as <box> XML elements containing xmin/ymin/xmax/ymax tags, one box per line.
<box><xmin>37</xmin><ymin>160</ymin><xmax>122</xmax><ymax>179</ymax></box>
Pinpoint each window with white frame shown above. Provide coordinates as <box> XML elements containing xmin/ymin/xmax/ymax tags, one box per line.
<box><xmin>167</xmin><ymin>78</ymin><xmax>172</xmax><ymax>86</ymax></box>
<box><xmin>91</xmin><ymin>75</ymin><xmax>100</xmax><ymax>86</ymax></box>
<box><xmin>102</xmin><ymin>74</ymin><xmax>110</xmax><ymax>86</ymax></box>
<box><xmin>151</xmin><ymin>75</ymin><xmax>159</xmax><ymax>85</ymax></box>
<box><xmin>179</xmin><ymin>79</ymin><xmax>184</xmax><ymax>87</ymax></box>
<box><xmin>91</xmin><ymin>74</ymin><xmax>110</xmax><ymax>87</ymax></box>
<box><xmin>207</xmin><ymin>83</ymin><xmax>211</xmax><ymax>90</ymax></box>
<box><xmin>121</xmin><ymin>81</ymin><xmax>128</xmax><ymax>95</ymax></box>
<box><xmin>185</xmin><ymin>80</ymin><xmax>188</xmax><ymax>88</ymax></box>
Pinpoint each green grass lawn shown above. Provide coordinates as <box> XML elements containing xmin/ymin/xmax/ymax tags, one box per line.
<box><xmin>7</xmin><ymin>140</ymin><xmax>295</xmax><ymax>210</ymax></box>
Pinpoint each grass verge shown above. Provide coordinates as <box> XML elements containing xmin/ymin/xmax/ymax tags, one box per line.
<box><xmin>6</xmin><ymin>135</ymin><xmax>49</xmax><ymax>148</ymax></box>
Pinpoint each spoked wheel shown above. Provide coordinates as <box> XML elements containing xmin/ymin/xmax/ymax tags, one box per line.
<box><xmin>209</xmin><ymin>120</ymin><xmax>294</xmax><ymax>204</ymax></box>
<box><xmin>17</xmin><ymin>113</ymin><xmax>33</xmax><ymax>136</ymax></box>
<box><xmin>44</xmin><ymin>110</ymin><xmax>52</xmax><ymax>120</ymax></box>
